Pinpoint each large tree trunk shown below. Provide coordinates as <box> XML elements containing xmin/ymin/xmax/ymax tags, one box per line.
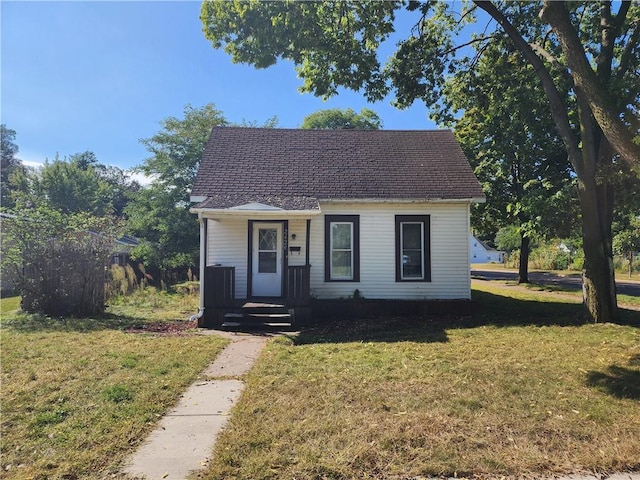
<box><xmin>518</xmin><ymin>234</ymin><xmax>530</xmax><ymax>284</ymax></box>
<box><xmin>576</xmin><ymin>167</ymin><xmax>619</xmax><ymax>323</ymax></box>
<box><xmin>580</xmin><ymin>208</ymin><xmax>618</xmax><ymax>323</ymax></box>
<box><xmin>573</xmin><ymin>85</ymin><xmax>619</xmax><ymax>324</ymax></box>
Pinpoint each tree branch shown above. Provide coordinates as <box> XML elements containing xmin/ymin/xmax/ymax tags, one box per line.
<box><xmin>596</xmin><ymin>1</ymin><xmax>616</xmax><ymax>81</ymax></box>
<box><xmin>469</xmin><ymin>37</ymin><xmax>494</xmax><ymax>71</ymax></box>
<box><xmin>614</xmin><ymin>1</ymin><xmax>632</xmax><ymax>33</ymax></box>
<box><xmin>443</xmin><ymin>35</ymin><xmax>495</xmax><ymax>55</ymax></box>
<box><xmin>617</xmin><ymin>18</ymin><xmax>639</xmax><ymax>79</ymax></box>
<box><xmin>457</xmin><ymin>4</ymin><xmax>478</xmax><ymax>25</ymax></box>
<box><xmin>473</xmin><ymin>1</ymin><xmax>582</xmax><ymax>169</ymax></box>
<box><xmin>541</xmin><ymin>1</ymin><xmax>640</xmax><ymax>168</ymax></box>
<box><xmin>529</xmin><ymin>42</ymin><xmax>567</xmax><ymax>73</ymax></box>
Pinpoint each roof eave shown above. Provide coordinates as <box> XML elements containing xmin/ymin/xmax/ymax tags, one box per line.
<box><xmin>189</xmin><ymin>207</ymin><xmax>323</xmax><ymax>218</ymax></box>
<box><xmin>319</xmin><ymin>197</ymin><xmax>486</xmax><ymax>204</ymax></box>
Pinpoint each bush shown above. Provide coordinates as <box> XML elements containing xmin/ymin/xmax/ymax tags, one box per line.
<box><xmin>529</xmin><ymin>242</ymin><xmax>577</xmax><ymax>271</ymax></box>
<box><xmin>1</xmin><ymin>207</ymin><xmax>122</xmax><ymax>316</ymax></box>
<box><xmin>614</xmin><ymin>253</ymin><xmax>640</xmax><ymax>276</ymax></box>
<box><xmin>569</xmin><ymin>249</ymin><xmax>584</xmax><ymax>271</ymax></box>
<box><xmin>503</xmin><ymin>251</ymin><xmax>519</xmax><ymax>269</ymax></box>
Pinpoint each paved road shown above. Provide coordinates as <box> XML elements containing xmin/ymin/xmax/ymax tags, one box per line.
<box><xmin>471</xmin><ymin>269</ymin><xmax>640</xmax><ymax>297</ymax></box>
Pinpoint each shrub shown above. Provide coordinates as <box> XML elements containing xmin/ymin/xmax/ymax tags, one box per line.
<box><xmin>503</xmin><ymin>250</ymin><xmax>519</xmax><ymax>269</ymax></box>
<box><xmin>614</xmin><ymin>253</ymin><xmax>640</xmax><ymax>276</ymax></box>
<box><xmin>1</xmin><ymin>207</ymin><xmax>122</xmax><ymax>316</ymax></box>
<box><xmin>569</xmin><ymin>249</ymin><xmax>584</xmax><ymax>271</ymax></box>
<box><xmin>530</xmin><ymin>242</ymin><xmax>575</xmax><ymax>270</ymax></box>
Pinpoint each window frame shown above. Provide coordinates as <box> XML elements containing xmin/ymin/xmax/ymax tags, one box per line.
<box><xmin>395</xmin><ymin>215</ymin><xmax>431</xmax><ymax>282</ymax></box>
<box><xmin>324</xmin><ymin>215</ymin><xmax>360</xmax><ymax>282</ymax></box>
<box><xmin>257</xmin><ymin>227</ymin><xmax>279</xmax><ymax>273</ymax></box>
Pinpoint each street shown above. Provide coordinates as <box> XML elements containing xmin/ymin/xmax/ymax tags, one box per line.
<box><xmin>471</xmin><ymin>268</ymin><xmax>640</xmax><ymax>297</ymax></box>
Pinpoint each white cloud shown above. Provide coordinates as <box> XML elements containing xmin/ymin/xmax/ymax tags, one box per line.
<box><xmin>18</xmin><ymin>150</ymin><xmax>48</xmax><ymax>169</ymax></box>
<box><xmin>21</xmin><ymin>159</ymin><xmax>45</xmax><ymax>169</ymax></box>
<box><xmin>126</xmin><ymin>170</ymin><xmax>155</xmax><ymax>187</ymax></box>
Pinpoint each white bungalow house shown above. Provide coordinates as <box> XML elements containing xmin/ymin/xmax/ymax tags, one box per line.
<box><xmin>190</xmin><ymin>127</ymin><xmax>485</xmax><ymax>327</ymax></box>
<box><xmin>470</xmin><ymin>234</ymin><xmax>505</xmax><ymax>264</ymax></box>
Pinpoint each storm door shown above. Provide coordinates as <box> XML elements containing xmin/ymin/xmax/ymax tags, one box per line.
<box><xmin>251</xmin><ymin>223</ymin><xmax>283</xmax><ymax>297</ymax></box>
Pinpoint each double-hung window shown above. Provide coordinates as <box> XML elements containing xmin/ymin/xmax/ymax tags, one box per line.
<box><xmin>395</xmin><ymin>215</ymin><xmax>430</xmax><ymax>282</ymax></box>
<box><xmin>325</xmin><ymin>215</ymin><xmax>360</xmax><ymax>282</ymax></box>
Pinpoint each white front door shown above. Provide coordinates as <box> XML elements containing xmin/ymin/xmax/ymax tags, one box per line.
<box><xmin>251</xmin><ymin>223</ymin><xmax>283</xmax><ymax>297</ymax></box>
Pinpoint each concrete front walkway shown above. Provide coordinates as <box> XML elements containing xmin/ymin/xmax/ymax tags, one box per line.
<box><xmin>122</xmin><ymin>331</ymin><xmax>271</xmax><ymax>480</ymax></box>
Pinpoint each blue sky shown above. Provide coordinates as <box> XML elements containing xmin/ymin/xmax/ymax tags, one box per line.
<box><xmin>1</xmin><ymin>1</ymin><xmax>437</xmax><ymax>173</ymax></box>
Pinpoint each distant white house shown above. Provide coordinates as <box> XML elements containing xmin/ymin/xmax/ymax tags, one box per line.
<box><xmin>470</xmin><ymin>234</ymin><xmax>505</xmax><ymax>264</ymax></box>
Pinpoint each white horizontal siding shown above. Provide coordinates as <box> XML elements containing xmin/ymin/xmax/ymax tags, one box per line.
<box><xmin>287</xmin><ymin>218</ymin><xmax>308</xmax><ymax>267</ymax></box>
<box><xmin>206</xmin><ymin>218</ymin><xmax>248</xmax><ymax>298</ymax></box>
<box><xmin>203</xmin><ymin>201</ymin><xmax>472</xmax><ymax>301</ymax></box>
<box><xmin>470</xmin><ymin>235</ymin><xmax>504</xmax><ymax>263</ymax></box>
<box><xmin>309</xmin><ymin>202</ymin><xmax>471</xmax><ymax>300</ymax></box>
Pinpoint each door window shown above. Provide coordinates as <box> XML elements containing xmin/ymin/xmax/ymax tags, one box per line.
<box><xmin>258</xmin><ymin>228</ymin><xmax>278</xmax><ymax>273</ymax></box>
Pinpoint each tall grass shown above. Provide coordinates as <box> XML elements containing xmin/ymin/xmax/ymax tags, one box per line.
<box><xmin>107</xmin><ymin>263</ymin><xmax>139</xmax><ymax>298</ymax></box>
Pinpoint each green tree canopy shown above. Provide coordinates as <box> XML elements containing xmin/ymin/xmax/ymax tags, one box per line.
<box><xmin>203</xmin><ymin>1</ymin><xmax>639</xmax><ymax>167</ymax></box>
<box><xmin>448</xmin><ymin>37</ymin><xmax>575</xmax><ymax>282</ymax></box>
<box><xmin>39</xmin><ymin>153</ymin><xmax>115</xmax><ymax>216</ymax></box>
<box><xmin>9</xmin><ymin>151</ymin><xmax>137</xmax><ymax>217</ymax></box>
<box><xmin>137</xmin><ymin>103</ymin><xmax>228</xmax><ymax>195</ymax></box>
<box><xmin>494</xmin><ymin>225</ymin><xmax>523</xmax><ymax>253</ymax></box>
<box><xmin>301</xmin><ymin>108</ymin><xmax>382</xmax><ymax>130</ymax></box>
<box><xmin>1</xmin><ymin>124</ymin><xmax>25</xmax><ymax>209</ymax></box>
<box><xmin>125</xmin><ymin>103</ymin><xmax>229</xmax><ymax>270</ymax></box>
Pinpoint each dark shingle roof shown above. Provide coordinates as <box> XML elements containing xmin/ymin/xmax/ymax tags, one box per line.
<box><xmin>192</xmin><ymin>127</ymin><xmax>484</xmax><ymax>209</ymax></box>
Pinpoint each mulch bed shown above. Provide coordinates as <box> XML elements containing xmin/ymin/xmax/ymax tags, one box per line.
<box><xmin>125</xmin><ymin>319</ymin><xmax>197</xmax><ymax>336</ymax></box>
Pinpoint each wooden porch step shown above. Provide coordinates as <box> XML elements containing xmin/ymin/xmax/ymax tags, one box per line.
<box><xmin>221</xmin><ymin>321</ymin><xmax>293</xmax><ymax>329</ymax></box>
<box><xmin>242</xmin><ymin>302</ymin><xmax>286</xmax><ymax>308</ymax></box>
<box><xmin>224</xmin><ymin>312</ymin><xmax>291</xmax><ymax>320</ymax></box>
<box><xmin>235</xmin><ymin>302</ymin><xmax>290</xmax><ymax>315</ymax></box>
<box><xmin>222</xmin><ymin>303</ymin><xmax>293</xmax><ymax>328</ymax></box>
<box><xmin>246</xmin><ymin>313</ymin><xmax>291</xmax><ymax>319</ymax></box>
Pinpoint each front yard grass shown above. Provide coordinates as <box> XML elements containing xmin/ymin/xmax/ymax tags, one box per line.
<box><xmin>519</xmin><ymin>281</ymin><xmax>640</xmax><ymax>308</ymax></box>
<box><xmin>203</xmin><ymin>282</ymin><xmax>640</xmax><ymax>479</ymax></box>
<box><xmin>0</xmin><ymin>290</ymin><xmax>228</xmax><ymax>480</ymax></box>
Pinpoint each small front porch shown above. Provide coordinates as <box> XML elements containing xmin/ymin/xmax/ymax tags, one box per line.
<box><xmin>200</xmin><ymin>264</ymin><xmax>312</xmax><ymax>329</ymax></box>
<box><xmin>190</xmin><ymin>200</ymin><xmax>320</xmax><ymax>329</ymax></box>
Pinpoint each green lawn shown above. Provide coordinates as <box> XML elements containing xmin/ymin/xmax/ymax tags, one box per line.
<box><xmin>202</xmin><ymin>282</ymin><xmax>640</xmax><ymax>479</ymax></box>
<box><xmin>519</xmin><ymin>281</ymin><xmax>640</xmax><ymax>308</ymax></box>
<box><xmin>0</xmin><ymin>291</ymin><xmax>229</xmax><ymax>480</ymax></box>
